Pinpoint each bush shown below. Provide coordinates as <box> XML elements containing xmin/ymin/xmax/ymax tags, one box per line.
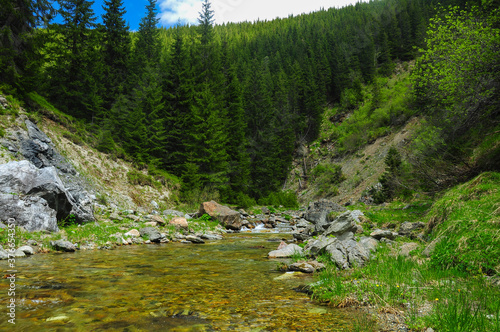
<box><xmin>312</xmin><ymin>163</ymin><xmax>345</xmax><ymax>184</ymax></box>
<box><xmin>234</xmin><ymin>192</ymin><xmax>257</xmax><ymax>209</ymax></box>
<box><xmin>258</xmin><ymin>191</ymin><xmax>299</xmax><ymax>209</ymax></box>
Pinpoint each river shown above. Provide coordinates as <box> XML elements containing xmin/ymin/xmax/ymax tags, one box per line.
<box><xmin>1</xmin><ymin>233</ymin><xmax>357</xmax><ymax>331</ymax></box>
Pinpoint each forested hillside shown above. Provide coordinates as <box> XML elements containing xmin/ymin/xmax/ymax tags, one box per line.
<box><xmin>1</xmin><ymin>0</ymin><xmax>498</xmax><ymax>206</ymax></box>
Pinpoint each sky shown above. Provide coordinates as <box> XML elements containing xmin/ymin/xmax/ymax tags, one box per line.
<box><xmin>57</xmin><ymin>0</ymin><xmax>366</xmax><ymax>30</ymax></box>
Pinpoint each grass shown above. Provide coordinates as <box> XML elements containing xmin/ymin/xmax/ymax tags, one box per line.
<box><xmin>308</xmin><ymin>172</ymin><xmax>500</xmax><ymax>331</ymax></box>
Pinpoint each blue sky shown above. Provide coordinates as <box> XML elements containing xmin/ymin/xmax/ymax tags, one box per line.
<box><xmin>54</xmin><ymin>0</ymin><xmax>365</xmax><ymax>30</ymax></box>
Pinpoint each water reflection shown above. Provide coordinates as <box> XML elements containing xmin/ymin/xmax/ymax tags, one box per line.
<box><xmin>0</xmin><ymin>234</ymin><xmax>355</xmax><ymax>331</ymax></box>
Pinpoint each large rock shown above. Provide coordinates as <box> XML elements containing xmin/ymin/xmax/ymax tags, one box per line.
<box><xmin>325</xmin><ymin>238</ymin><xmax>370</xmax><ymax>269</ymax></box>
<box><xmin>303</xmin><ymin>200</ymin><xmax>346</xmax><ymax>234</ymax></box>
<box><xmin>50</xmin><ymin>240</ymin><xmax>76</xmax><ymax>252</ymax></box>
<box><xmin>289</xmin><ymin>261</ymin><xmax>325</xmax><ymax>273</ymax></box>
<box><xmin>268</xmin><ymin>244</ymin><xmax>303</xmax><ymax>258</ymax></box>
<box><xmin>370</xmin><ymin>229</ymin><xmax>396</xmax><ymax>240</ymax></box>
<box><xmin>398</xmin><ymin>222</ymin><xmax>425</xmax><ymax>236</ymax></box>
<box><xmin>0</xmin><ymin>194</ymin><xmax>58</xmax><ymax>232</ymax></box>
<box><xmin>323</xmin><ymin>211</ymin><xmax>360</xmax><ymax>237</ymax></box>
<box><xmin>0</xmin><ymin>160</ymin><xmax>94</xmax><ymax>228</ymax></box>
<box><xmin>303</xmin><ymin>235</ymin><xmax>338</xmax><ymax>256</ymax></box>
<box><xmin>199</xmin><ymin>201</ymin><xmax>242</xmax><ymax>230</ymax></box>
<box><xmin>139</xmin><ymin>227</ymin><xmax>162</xmax><ymax>243</ymax></box>
<box><xmin>169</xmin><ymin>217</ymin><xmax>189</xmax><ymax>230</ymax></box>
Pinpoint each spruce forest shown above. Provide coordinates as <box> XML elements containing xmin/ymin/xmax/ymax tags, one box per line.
<box><xmin>1</xmin><ymin>0</ymin><xmax>499</xmax><ymax>206</ymax></box>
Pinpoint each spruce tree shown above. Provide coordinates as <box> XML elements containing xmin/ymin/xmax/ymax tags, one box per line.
<box><xmin>101</xmin><ymin>0</ymin><xmax>130</xmax><ymax>109</ymax></box>
<box><xmin>134</xmin><ymin>0</ymin><xmax>160</xmax><ymax>66</ymax></box>
<box><xmin>54</xmin><ymin>0</ymin><xmax>101</xmax><ymax>119</ymax></box>
<box><xmin>0</xmin><ymin>0</ymin><xmax>54</xmax><ymax>93</ymax></box>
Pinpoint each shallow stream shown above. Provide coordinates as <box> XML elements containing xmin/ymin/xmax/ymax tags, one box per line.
<box><xmin>1</xmin><ymin>233</ymin><xmax>357</xmax><ymax>331</ymax></box>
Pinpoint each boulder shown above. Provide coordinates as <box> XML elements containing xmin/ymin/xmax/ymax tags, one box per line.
<box><xmin>359</xmin><ymin>236</ymin><xmax>378</xmax><ymax>254</ymax></box>
<box><xmin>169</xmin><ymin>217</ymin><xmax>189</xmax><ymax>230</ymax></box>
<box><xmin>303</xmin><ymin>235</ymin><xmax>338</xmax><ymax>256</ymax></box>
<box><xmin>50</xmin><ymin>240</ymin><xmax>76</xmax><ymax>252</ymax></box>
<box><xmin>323</xmin><ymin>211</ymin><xmax>360</xmax><ymax>237</ymax></box>
<box><xmin>150</xmin><ymin>215</ymin><xmax>166</xmax><ymax>225</ymax></box>
<box><xmin>200</xmin><ymin>233</ymin><xmax>223</xmax><ymax>240</ymax></box>
<box><xmin>268</xmin><ymin>244</ymin><xmax>303</xmax><ymax>258</ymax></box>
<box><xmin>399</xmin><ymin>242</ymin><xmax>419</xmax><ymax>257</ymax></box>
<box><xmin>398</xmin><ymin>222</ymin><xmax>425</xmax><ymax>236</ymax></box>
<box><xmin>18</xmin><ymin>245</ymin><xmax>35</xmax><ymax>255</ymax></box>
<box><xmin>304</xmin><ymin>200</ymin><xmax>346</xmax><ymax>234</ymax></box>
<box><xmin>0</xmin><ymin>248</ymin><xmax>9</xmax><ymax>260</ymax></box>
<box><xmin>185</xmin><ymin>235</ymin><xmax>205</xmax><ymax>244</ymax></box>
<box><xmin>370</xmin><ymin>229</ymin><xmax>395</xmax><ymax>240</ymax></box>
<box><xmin>0</xmin><ymin>160</ymin><xmax>94</xmax><ymax>228</ymax></box>
<box><xmin>139</xmin><ymin>227</ymin><xmax>161</xmax><ymax>243</ymax></box>
<box><xmin>199</xmin><ymin>201</ymin><xmax>242</xmax><ymax>230</ymax></box>
<box><xmin>289</xmin><ymin>261</ymin><xmax>326</xmax><ymax>273</ymax></box>
<box><xmin>0</xmin><ymin>194</ymin><xmax>59</xmax><ymax>232</ymax></box>
<box><xmin>124</xmin><ymin>229</ymin><xmax>140</xmax><ymax>237</ymax></box>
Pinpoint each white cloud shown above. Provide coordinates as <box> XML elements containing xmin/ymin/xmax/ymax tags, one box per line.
<box><xmin>159</xmin><ymin>0</ymin><xmax>365</xmax><ymax>27</ymax></box>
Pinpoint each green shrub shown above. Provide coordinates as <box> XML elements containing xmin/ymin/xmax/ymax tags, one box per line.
<box><xmin>312</xmin><ymin>163</ymin><xmax>345</xmax><ymax>184</ymax></box>
<box><xmin>234</xmin><ymin>192</ymin><xmax>257</xmax><ymax>209</ymax></box>
<box><xmin>258</xmin><ymin>191</ymin><xmax>299</xmax><ymax>209</ymax></box>
<box><xmin>127</xmin><ymin>170</ymin><xmax>156</xmax><ymax>187</ymax></box>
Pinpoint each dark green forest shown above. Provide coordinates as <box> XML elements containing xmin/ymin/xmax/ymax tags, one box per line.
<box><xmin>1</xmin><ymin>0</ymin><xmax>498</xmax><ymax>205</ymax></box>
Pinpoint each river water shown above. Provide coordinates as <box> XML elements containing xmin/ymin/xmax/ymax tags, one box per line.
<box><xmin>1</xmin><ymin>233</ymin><xmax>357</xmax><ymax>331</ymax></box>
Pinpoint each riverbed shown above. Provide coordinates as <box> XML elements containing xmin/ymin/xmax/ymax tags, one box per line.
<box><xmin>1</xmin><ymin>233</ymin><xmax>358</xmax><ymax>331</ymax></box>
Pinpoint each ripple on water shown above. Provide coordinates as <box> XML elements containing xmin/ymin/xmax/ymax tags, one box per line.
<box><xmin>0</xmin><ymin>233</ymin><xmax>357</xmax><ymax>331</ymax></box>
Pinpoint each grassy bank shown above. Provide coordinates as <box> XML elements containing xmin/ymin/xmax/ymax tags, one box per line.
<box><xmin>310</xmin><ymin>172</ymin><xmax>500</xmax><ymax>331</ymax></box>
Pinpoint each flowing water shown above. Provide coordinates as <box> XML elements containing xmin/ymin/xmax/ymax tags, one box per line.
<box><xmin>0</xmin><ymin>233</ymin><xmax>358</xmax><ymax>331</ymax></box>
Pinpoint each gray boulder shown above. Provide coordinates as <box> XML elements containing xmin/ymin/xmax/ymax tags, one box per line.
<box><xmin>0</xmin><ymin>248</ymin><xmax>9</xmax><ymax>260</ymax></box>
<box><xmin>289</xmin><ymin>261</ymin><xmax>325</xmax><ymax>273</ymax></box>
<box><xmin>371</xmin><ymin>229</ymin><xmax>395</xmax><ymax>240</ymax></box>
<box><xmin>0</xmin><ymin>160</ymin><xmax>94</xmax><ymax>227</ymax></box>
<box><xmin>359</xmin><ymin>236</ymin><xmax>378</xmax><ymax>254</ymax></box>
<box><xmin>304</xmin><ymin>200</ymin><xmax>346</xmax><ymax>234</ymax></box>
<box><xmin>268</xmin><ymin>244</ymin><xmax>303</xmax><ymax>258</ymax></box>
<box><xmin>18</xmin><ymin>245</ymin><xmax>35</xmax><ymax>255</ymax></box>
<box><xmin>324</xmin><ymin>211</ymin><xmax>359</xmax><ymax>237</ymax></box>
<box><xmin>0</xmin><ymin>194</ymin><xmax>58</xmax><ymax>232</ymax></box>
<box><xmin>303</xmin><ymin>235</ymin><xmax>338</xmax><ymax>256</ymax></box>
<box><xmin>139</xmin><ymin>227</ymin><xmax>161</xmax><ymax>243</ymax></box>
<box><xmin>50</xmin><ymin>240</ymin><xmax>76</xmax><ymax>252</ymax></box>
<box><xmin>185</xmin><ymin>235</ymin><xmax>205</xmax><ymax>244</ymax></box>
<box><xmin>398</xmin><ymin>222</ymin><xmax>425</xmax><ymax>236</ymax></box>
<box><xmin>325</xmin><ymin>238</ymin><xmax>370</xmax><ymax>269</ymax></box>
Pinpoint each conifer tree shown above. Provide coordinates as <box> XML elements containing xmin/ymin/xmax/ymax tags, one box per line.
<box><xmin>52</xmin><ymin>0</ymin><xmax>102</xmax><ymax>119</ymax></box>
<box><xmin>101</xmin><ymin>0</ymin><xmax>130</xmax><ymax>109</ymax></box>
<box><xmin>0</xmin><ymin>0</ymin><xmax>54</xmax><ymax>93</ymax></box>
